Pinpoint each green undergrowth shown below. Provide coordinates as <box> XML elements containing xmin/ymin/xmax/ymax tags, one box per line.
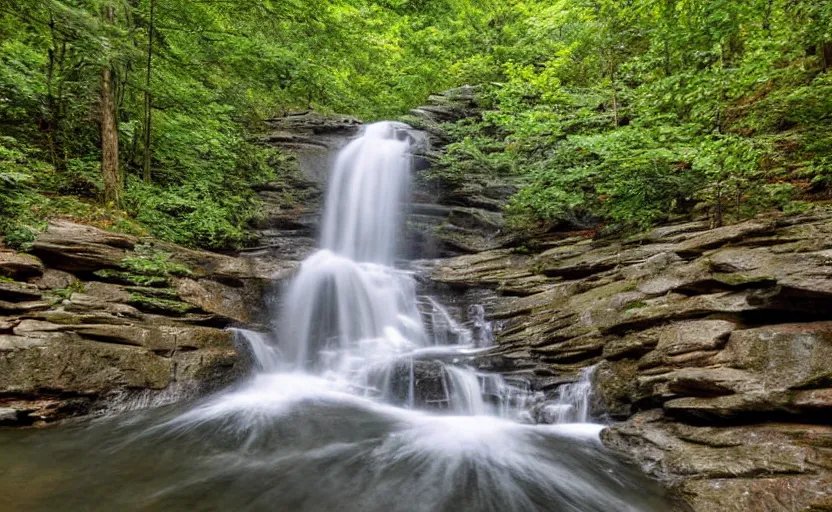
<box><xmin>426</xmin><ymin>1</ymin><xmax>832</xmax><ymax>237</ymax></box>
<box><xmin>51</xmin><ymin>280</ymin><xmax>85</xmax><ymax>301</ymax></box>
<box><xmin>120</xmin><ymin>244</ymin><xmax>192</xmax><ymax>278</ymax></box>
<box><xmin>126</xmin><ymin>293</ymin><xmax>197</xmax><ymax>316</ymax></box>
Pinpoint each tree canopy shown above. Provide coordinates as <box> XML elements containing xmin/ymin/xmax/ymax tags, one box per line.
<box><xmin>1</xmin><ymin>0</ymin><xmax>831</xmax><ymax>248</ymax></box>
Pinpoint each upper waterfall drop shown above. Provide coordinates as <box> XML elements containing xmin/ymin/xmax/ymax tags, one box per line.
<box><xmin>320</xmin><ymin>121</ymin><xmax>413</xmax><ymax>265</ymax></box>
<box><xmin>278</xmin><ymin>121</ymin><xmax>429</xmax><ymax>378</ymax></box>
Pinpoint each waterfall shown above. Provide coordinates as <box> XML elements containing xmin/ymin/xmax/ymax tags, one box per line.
<box><xmin>468</xmin><ymin>304</ymin><xmax>493</xmax><ymax>348</ymax></box>
<box><xmin>319</xmin><ymin>121</ymin><xmax>411</xmax><ymax>265</ymax></box>
<box><xmin>231</xmin><ymin>328</ymin><xmax>281</xmax><ymax>373</ymax></box>
<box><xmin>271</xmin><ymin>121</ymin><xmax>517</xmax><ymax>415</ymax></box>
<box><xmin>443</xmin><ymin>366</ymin><xmax>487</xmax><ymax>415</ymax></box>
<box><xmin>539</xmin><ymin>366</ymin><xmax>596</xmax><ymax>424</ymax></box>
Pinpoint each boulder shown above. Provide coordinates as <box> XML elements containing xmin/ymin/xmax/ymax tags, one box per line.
<box><xmin>0</xmin><ymin>252</ymin><xmax>44</xmax><ymax>279</ymax></box>
<box><xmin>32</xmin><ymin>221</ymin><xmax>137</xmax><ymax>271</ymax></box>
<box><xmin>674</xmin><ymin>220</ymin><xmax>775</xmax><ymax>257</ymax></box>
<box><xmin>0</xmin><ymin>326</ymin><xmax>241</xmax><ymax>424</ymax></box>
<box><xmin>602</xmin><ymin>419</ymin><xmax>832</xmax><ymax>512</ymax></box>
<box><xmin>175</xmin><ymin>278</ymin><xmax>252</xmax><ymax>324</ymax></box>
<box><xmin>716</xmin><ymin>322</ymin><xmax>832</xmax><ymax>390</ymax></box>
<box><xmin>0</xmin><ymin>281</ymin><xmax>42</xmax><ymax>302</ymax></box>
<box><xmin>30</xmin><ymin>268</ymin><xmax>76</xmax><ymax>291</ymax></box>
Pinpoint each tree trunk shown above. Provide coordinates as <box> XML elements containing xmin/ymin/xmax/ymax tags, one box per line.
<box><xmin>143</xmin><ymin>0</ymin><xmax>155</xmax><ymax>183</ymax></box>
<box><xmin>823</xmin><ymin>42</ymin><xmax>832</xmax><ymax>72</ymax></box>
<box><xmin>609</xmin><ymin>60</ymin><xmax>618</xmax><ymax>127</ymax></box>
<box><xmin>713</xmin><ymin>184</ymin><xmax>723</xmax><ymax>228</ymax></box>
<box><xmin>101</xmin><ymin>4</ymin><xmax>121</xmax><ymax>206</ymax></box>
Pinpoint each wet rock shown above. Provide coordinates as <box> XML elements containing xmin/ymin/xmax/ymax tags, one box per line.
<box><xmin>593</xmin><ymin>359</ymin><xmax>640</xmax><ymax>418</ymax></box>
<box><xmin>602</xmin><ymin>418</ymin><xmax>832</xmax><ymax>512</ymax></box>
<box><xmin>633</xmin><ymin>320</ymin><xmax>735</xmax><ymax>372</ymax></box>
<box><xmin>680</xmin><ymin>477</ymin><xmax>832</xmax><ymax>512</ymax></box>
<box><xmin>0</xmin><ymin>221</ymin><xmax>280</xmax><ymax>424</ymax></box>
<box><xmin>0</xmin><ymin>317</ymin><xmax>17</xmax><ymax>331</ymax></box>
<box><xmin>409</xmin><ymin>85</ymin><xmax>480</xmax><ymax>125</ymax></box>
<box><xmin>370</xmin><ymin>359</ymin><xmax>449</xmax><ymax>408</ymax></box>
<box><xmin>420</xmin><ymin>208</ymin><xmax>832</xmax><ymax>510</ymax></box>
<box><xmin>82</xmin><ymin>281</ymin><xmax>131</xmax><ymax>302</ymax></box>
<box><xmin>30</xmin><ymin>268</ymin><xmax>76</xmax><ymax>291</ymax></box>
<box><xmin>0</xmin><ymin>327</ymin><xmax>240</xmax><ymax>424</ymax></box>
<box><xmin>175</xmin><ymin>278</ymin><xmax>252</xmax><ymax>324</ymax></box>
<box><xmin>62</xmin><ymin>293</ymin><xmax>142</xmax><ymax>318</ymax></box>
<box><xmin>0</xmin><ymin>299</ymin><xmax>50</xmax><ymax>314</ymax></box>
<box><xmin>716</xmin><ymin>322</ymin><xmax>832</xmax><ymax>390</ymax></box>
<box><xmin>0</xmin><ymin>407</ymin><xmax>19</xmax><ymax>425</ymax></box>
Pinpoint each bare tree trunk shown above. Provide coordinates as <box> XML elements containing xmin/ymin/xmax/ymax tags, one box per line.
<box><xmin>143</xmin><ymin>0</ymin><xmax>155</xmax><ymax>183</ymax></box>
<box><xmin>763</xmin><ymin>0</ymin><xmax>773</xmax><ymax>34</ymax></box>
<box><xmin>101</xmin><ymin>4</ymin><xmax>121</xmax><ymax>206</ymax></box>
<box><xmin>46</xmin><ymin>12</ymin><xmax>57</xmax><ymax>167</ymax></box>
<box><xmin>609</xmin><ymin>60</ymin><xmax>618</xmax><ymax>127</ymax></box>
<box><xmin>823</xmin><ymin>42</ymin><xmax>832</xmax><ymax>72</ymax></box>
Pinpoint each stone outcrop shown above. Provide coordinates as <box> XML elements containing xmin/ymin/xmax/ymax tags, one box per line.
<box><xmin>421</xmin><ymin>209</ymin><xmax>832</xmax><ymax>511</ymax></box>
<box><xmin>253</xmin><ymin>89</ymin><xmax>516</xmax><ymax>261</ymax></box>
<box><xmin>403</xmin><ymin>87</ymin><xmax>521</xmax><ymax>258</ymax></box>
<box><xmin>0</xmin><ymin>221</ymin><xmax>292</xmax><ymax>426</ymax></box>
<box><xmin>249</xmin><ymin>112</ymin><xmax>362</xmax><ymax>261</ymax></box>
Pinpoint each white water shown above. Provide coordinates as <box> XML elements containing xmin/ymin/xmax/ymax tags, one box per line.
<box><xmin>320</xmin><ymin>121</ymin><xmax>412</xmax><ymax>264</ymax></box>
<box><xmin>538</xmin><ymin>366</ymin><xmax>596</xmax><ymax>424</ymax></box>
<box><xmin>267</xmin><ymin>121</ymin><xmax>531</xmax><ymax>414</ymax></box>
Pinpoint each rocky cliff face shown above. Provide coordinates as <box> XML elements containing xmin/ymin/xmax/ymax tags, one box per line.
<box><xmin>423</xmin><ymin>211</ymin><xmax>832</xmax><ymax>511</ymax></box>
<box><xmin>406</xmin><ymin>86</ymin><xmax>521</xmax><ymax>259</ymax></box>
<box><xmin>0</xmin><ymin>221</ymin><xmax>294</xmax><ymax>426</ymax></box>
<box><xmin>254</xmin><ymin>88</ymin><xmax>519</xmax><ymax>262</ymax></box>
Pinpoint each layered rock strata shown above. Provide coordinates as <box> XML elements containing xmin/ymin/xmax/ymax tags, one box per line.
<box><xmin>0</xmin><ymin>221</ymin><xmax>294</xmax><ymax>426</ymax></box>
<box><xmin>423</xmin><ymin>210</ymin><xmax>832</xmax><ymax>511</ymax></box>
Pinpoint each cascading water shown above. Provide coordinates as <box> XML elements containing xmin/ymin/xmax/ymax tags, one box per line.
<box><xmin>0</xmin><ymin>122</ymin><xmax>676</xmax><ymax>512</ymax></box>
<box><xmin>537</xmin><ymin>366</ymin><xmax>597</xmax><ymax>424</ymax></box>
<box><xmin>274</xmin><ymin>121</ymin><xmax>514</xmax><ymax>413</ymax></box>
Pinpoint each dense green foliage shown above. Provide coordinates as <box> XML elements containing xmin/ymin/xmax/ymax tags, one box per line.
<box><xmin>2</xmin><ymin>0</ymin><xmax>831</xmax><ymax>247</ymax></box>
<box><xmin>432</xmin><ymin>0</ymin><xmax>832</xmax><ymax>232</ymax></box>
<box><xmin>0</xmin><ymin>0</ymin><xmax>487</xmax><ymax>249</ymax></box>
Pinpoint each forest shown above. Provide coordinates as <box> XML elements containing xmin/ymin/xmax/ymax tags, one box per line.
<box><xmin>1</xmin><ymin>0</ymin><xmax>831</xmax><ymax>250</ymax></box>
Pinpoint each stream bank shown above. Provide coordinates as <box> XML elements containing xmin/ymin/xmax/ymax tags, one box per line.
<box><xmin>0</xmin><ymin>221</ymin><xmax>294</xmax><ymax>425</ymax></box>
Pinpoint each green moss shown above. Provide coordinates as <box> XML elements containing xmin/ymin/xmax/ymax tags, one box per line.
<box><xmin>52</xmin><ymin>280</ymin><xmax>85</xmax><ymax>300</ymax></box>
<box><xmin>126</xmin><ymin>293</ymin><xmax>197</xmax><ymax>315</ymax></box>
<box><xmin>712</xmin><ymin>273</ymin><xmax>776</xmax><ymax>287</ymax></box>
<box><xmin>624</xmin><ymin>300</ymin><xmax>648</xmax><ymax>311</ymax></box>
<box><xmin>621</xmin><ymin>282</ymin><xmax>639</xmax><ymax>292</ymax></box>
<box><xmin>93</xmin><ymin>269</ymin><xmax>169</xmax><ymax>287</ymax></box>
<box><xmin>119</xmin><ymin>243</ymin><xmax>192</xmax><ymax>278</ymax></box>
<box><xmin>125</xmin><ymin>286</ymin><xmax>180</xmax><ymax>300</ymax></box>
